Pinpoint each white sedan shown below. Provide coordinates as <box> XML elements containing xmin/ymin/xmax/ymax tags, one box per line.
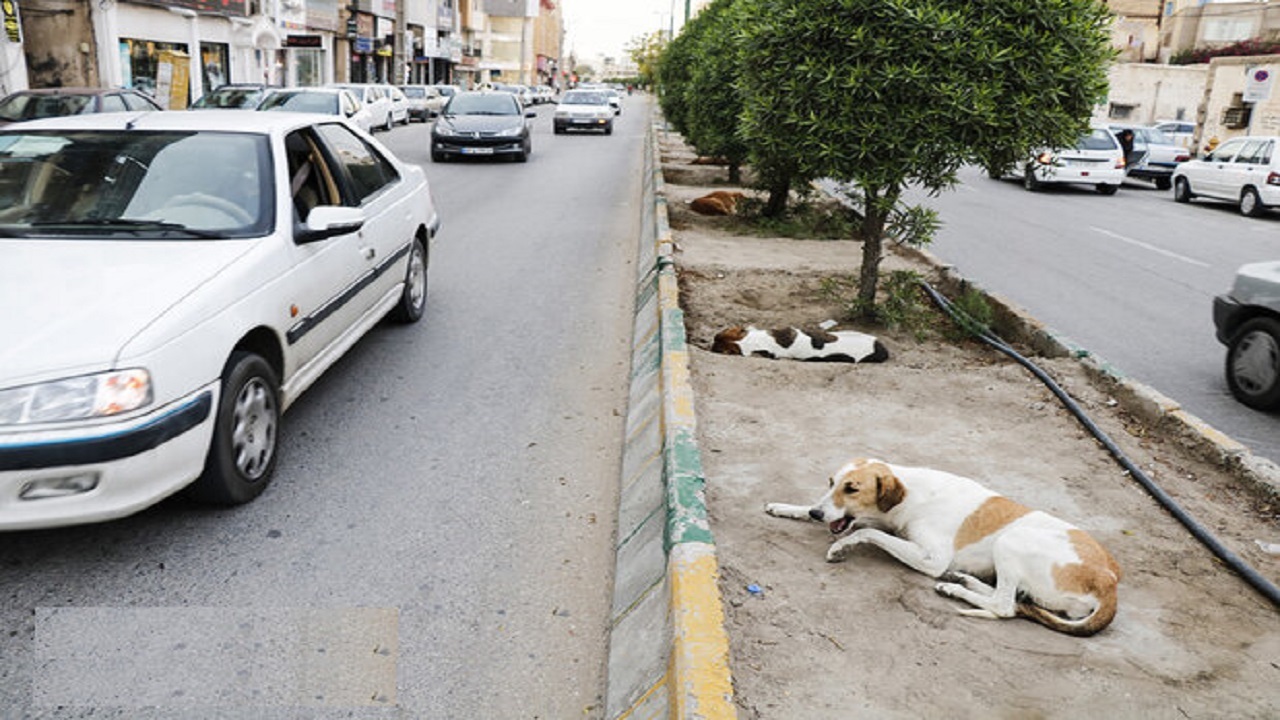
<box><xmin>0</xmin><ymin>110</ymin><xmax>440</xmax><ymax>530</ymax></box>
<box><xmin>1010</xmin><ymin>126</ymin><xmax>1126</xmax><ymax>195</ymax></box>
<box><xmin>553</xmin><ymin>89</ymin><xmax>615</xmax><ymax>135</ymax></box>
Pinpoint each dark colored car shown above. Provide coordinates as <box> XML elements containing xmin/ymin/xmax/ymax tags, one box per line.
<box><xmin>430</xmin><ymin>91</ymin><xmax>535</xmax><ymax>163</ymax></box>
<box><xmin>190</xmin><ymin>83</ymin><xmax>273</xmax><ymax>109</ymax></box>
<box><xmin>0</xmin><ymin>87</ymin><xmax>161</xmax><ymax>127</ymax></box>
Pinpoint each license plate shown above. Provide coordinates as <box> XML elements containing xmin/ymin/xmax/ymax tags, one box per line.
<box><xmin>573</xmin><ymin>119</ymin><xmax>597</xmax><ymax>124</ymax></box>
<box><xmin>461</xmin><ymin>147</ymin><xmax>494</xmax><ymax>155</ymax></box>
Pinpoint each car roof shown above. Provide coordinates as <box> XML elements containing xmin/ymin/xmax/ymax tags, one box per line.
<box><xmin>5</xmin><ymin>87</ymin><xmax>141</xmax><ymax>97</ymax></box>
<box><xmin>8</xmin><ymin>109</ymin><xmax>332</xmax><ymax>135</ymax></box>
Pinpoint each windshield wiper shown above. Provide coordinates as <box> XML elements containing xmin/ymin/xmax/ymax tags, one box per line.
<box><xmin>29</xmin><ymin>218</ymin><xmax>228</xmax><ymax>239</ymax></box>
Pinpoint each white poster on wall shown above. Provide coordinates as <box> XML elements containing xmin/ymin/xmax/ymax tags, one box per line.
<box><xmin>1244</xmin><ymin>66</ymin><xmax>1274</xmax><ymax>103</ymax></box>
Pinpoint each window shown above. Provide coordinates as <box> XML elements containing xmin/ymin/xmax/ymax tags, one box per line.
<box><xmin>100</xmin><ymin>95</ymin><xmax>128</xmax><ymax>113</ymax></box>
<box><xmin>1208</xmin><ymin>139</ymin><xmax>1246</xmax><ymax>163</ymax></box>
<box><xmin>1236</xmin><ymin>140</ymin><xmax>1273</xmax><ymax>165</ymax></box>
<box><xmin>314</xmin><ymin>123</ymin><xmax>400</xmax><ymax>204</ymax></box>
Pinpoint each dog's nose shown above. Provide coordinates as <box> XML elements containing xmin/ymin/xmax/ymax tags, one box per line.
<box><xmin>808</xmin><ymin>508</ymin><xmax>824</xmax><ymax>522</ymax></box>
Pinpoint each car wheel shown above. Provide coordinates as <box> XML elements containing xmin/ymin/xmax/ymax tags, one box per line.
<box><xmin>391</xmin><ymin>236</ymin><xmax>428</xmax><ymax>323</ymax></box>
<box><xmin>384</xmin><ymin>113</ymin><xmax>394</xmax><ymax>132</ymax></box>
<box><xmin>188</xmin><ymin>352</ymin><xmax>280</xmax><ymax>505</ymax></box>
<box><xmin>604</xmin><ymin>122</ymin><xmax>613</xmax><ymax>136</ymax></box>
<box><xmin>1096</xmin><ymin>184</ymin><xmax>1118</xmax><ymax>196</ymax></box>
<box><xmin>554</xmin><ymin>125</ymin><xmax>564</xmax><ymax>135</ymax></box>
<box><xmin>515</xmin><ymin>146</ymin><xmax>529</xmax><ymax>163</ymax></box>
<box><xmin>1155</xmin><ymin>177</ymin><xmax>1172</xmax><ymax>191</ymax></box>
<box><xmin>1226</xmin><ymin>317</ymin><xmax>1280</xmax><ymax>410</ymax></box>
<box><xmin>1022</xmin><ymin>165</ymin><xmax>1040</xmax><ymax>191</ymax></box>
<box><xmin>1173</xmin><ymin>176</ymin><xmax>1192</xmax><ymax>203</ymax></box>
<box><xmin>1240</xmin><ymin>187</ymin><xmax>1267</xmax><ymax>217</ymax></box>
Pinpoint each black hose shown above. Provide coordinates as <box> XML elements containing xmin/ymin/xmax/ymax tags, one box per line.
<box><xmin>921</xmin><ymin>281</ymin><xmax>1280</xmax><ymax>609</ymax></box>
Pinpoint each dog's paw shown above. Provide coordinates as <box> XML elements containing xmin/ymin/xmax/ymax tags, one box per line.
<box><xmin>826</xmin><ymin>541</ymin><xmax>852</xmax><ymax>563</ymax></box>
<box><xmin>935</xmin><ymin>582</ymin><xmax>962</xmax><ymax>598</ymax></box>
<box><xmin>764</xmin><ymin>503</ymin><xmax>784</xmax><ymax>517</ymax></box>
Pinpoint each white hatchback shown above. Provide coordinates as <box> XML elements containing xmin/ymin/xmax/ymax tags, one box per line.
<box><xmin>330</xmin><ymin>83</ymin><xmax>395</xmax><ymax>132</ymax></box>
<box><xmin>1172</xmin><ymin>135</ymin><xmax>1280</xmax><ymax>217</ymax></box>
<box><xmin>553</xmin><ymin>89</ymin><xmax>615</xmax><ymax>135</ymax></box>
<box><xmin>1013</xmin><ymin>126</ymin><xmax>1126</xmax><ymax>195</ymax></box>
<box><xmin>0</xmin><ymin>111</ymin><xmax>441</xmax><ymax>530</ymax></box>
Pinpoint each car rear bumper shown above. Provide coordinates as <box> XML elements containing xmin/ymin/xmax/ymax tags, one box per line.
<box><xmin>1033</xmin><ymin>163</ymin><xmax>1125</xmax><ymax>186</ymax></box>
<box><xmin>0</xmin><ymin>386</ymin><xmax>216</xmax><ymax>530</ymax></box>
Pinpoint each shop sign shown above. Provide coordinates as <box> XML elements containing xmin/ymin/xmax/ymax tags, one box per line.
<box><xmin>354</xmin><ymin>37</ymin><xmax>374</xmax><ymax>54</ymax></box>
<box><xmin>131</xmin><ymin>0</ymin><xmax>249</xmax><ymax>15</ymax></box>
<box><xmin>286</xmin><ymin>35</ymin><xmax>323</xmax><ymax>48</ymax></box>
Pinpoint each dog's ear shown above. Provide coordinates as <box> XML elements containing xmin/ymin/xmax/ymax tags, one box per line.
<box><xmin>875</xmin><ymin>470</ymin><xmax>906</xmax><ymax>512</ymax></box>
<box><xmin>711</xmin><ymin>327</ymin><xmax>747</xmax><ymax>355</ymax></box>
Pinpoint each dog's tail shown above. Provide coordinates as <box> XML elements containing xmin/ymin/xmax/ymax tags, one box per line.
<box><xmin>1014</xmin><ymin>586</ymin><xmax>1119</xmax><ymax>637</ymax></box>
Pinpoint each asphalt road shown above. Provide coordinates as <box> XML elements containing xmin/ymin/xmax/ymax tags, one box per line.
<box><xmin>910</xmin><ymin>167</ymin><xmax>1280</xmax><ymax>462</ymax></box>
<box><xmin>0</xmin><ymin>97</ymin><xmax>647</xmax><ymax>717</ymax></box>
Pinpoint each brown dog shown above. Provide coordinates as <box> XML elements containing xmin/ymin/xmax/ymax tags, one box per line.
<box><xmin>688</xmin><ymin>191</ymin><xmax>745</xmax><ymax>216</ymax></box>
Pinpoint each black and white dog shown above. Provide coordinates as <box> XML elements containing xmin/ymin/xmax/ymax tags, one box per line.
<box><xmin>711</xmin><ymin>326</ymin><xmax>888</xmax><ymax>363</ymax></box>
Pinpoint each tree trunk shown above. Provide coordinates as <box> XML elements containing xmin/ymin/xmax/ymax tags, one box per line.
<box><xmin>763</xmin><ymin>174</ymin><xmax>790</xmax><ymax>217</ymax></box>
<box><xmin>857</xmin><ymin>188</ymin><xmax>890</xmax><ymax>320</ymax></box>
<box><xmin>728</xmin><ymin>160</ymin><xmax>741</xmax><ymax>184</ymax></box>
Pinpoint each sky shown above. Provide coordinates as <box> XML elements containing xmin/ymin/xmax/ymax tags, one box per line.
<box><xmin>561</xmin><ymin>0</ymin><xmax>686</xmax><ymax>61</ymax></box>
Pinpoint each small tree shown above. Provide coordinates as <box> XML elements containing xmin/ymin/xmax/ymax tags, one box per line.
<box><xmin>656</xmin><ymin>24</ymin><xmax>698</xmax><ymax>137</ymax></box>
<box><xmin>737</xmin><ymin>0</ymin><xmax>1113</xmax><ymax>317</ymax></box>
<box><xmin>677</xmin><ymin>0</ymin><xmax>751</xmax><ymax>183</ymax></box>
<box><xmin>627</xmin><ymin>30</ymin><xmax>668</xmax><ymax>88</ymax></box>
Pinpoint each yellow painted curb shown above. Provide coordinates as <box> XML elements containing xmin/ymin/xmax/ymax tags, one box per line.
<box><xmin>669</xmin><ymin>545</ymin><xmax>736</xmax><ymax>719</ymax></box>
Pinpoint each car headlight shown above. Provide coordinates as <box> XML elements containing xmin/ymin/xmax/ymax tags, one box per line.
<box><xmin>432</xmin><ymin>124</ymin><xmax>454</xmax><ymax>139</ymax></box>
<box><xmin>0</xmin><ymin>369</ymin><xmax>152</xmax><ymax>425</ymax></box>
<box><xmin>554</xmin><ymin>111</ymin><xmax>568</xmax><ymax>119</ymax></box>
<box><xmin>597</xmin><ymin>111</ymin><xmax>613</xmax><ymax>120</ymax></box>
<box><xmin>495</xmin><ymin>126</ymin><xmax>524</xmax><ymax>138</ymax></box>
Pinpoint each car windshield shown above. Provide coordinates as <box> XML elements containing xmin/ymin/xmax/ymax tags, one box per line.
<box><xmin>0</xmin><ymin>94</ymin><xmax>94</xmax><ymax>122</ymax></box>
<box><xmin>402</xmin><ymin>87</ymin><xmax>425</xmax><ymax>98</ymax></box>
<box><xmin>444</xmin><ymin>93</ymin><xmax>518</xmax><ymax>116</ymax></box>
<box><xmin>1140</xmin><ymin>127</ymin><xmax>1173</xmax><ymax>145</ymax></box>
<box><xmin>1076</xmin><ymin>129</ymin><xmax>1117</xmax><ymax>151</ymax></box>
<box><xmin>0</xmin><ymin>130</ymin><xmax>273</xmax><ymax>239</ymax></box>
<box><xmin>192</xmin><ymin>88</ymin><xmax>262</xmax><ymax>109</ymax></box>
<box><xmin>258</xmin><ymin>91</ymin><xmax>338</xmax><ymax>114</ymax></box>
<box><xmin>563</xmin><ymin>92</ymin><xmax>607</xmax><ymax>106</ymax></box>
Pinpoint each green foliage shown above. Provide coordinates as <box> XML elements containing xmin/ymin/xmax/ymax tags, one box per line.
<box><xmin>732</xmin><ymin>195</ymin><xmax>858</xmax><ymax>239</ymax></box>
<box><xmin>821</xmin><ymin>270</ymin><xmax>936</xmax><ymax>340</ymax></box>
<box><xmin>627</xmin><ymin>31</ymin><xmax>668</xmax><ymax>88</ymax></box>
<box><xmin>942</xmin><ymin>286</ymin><xmax>995</xmax><ymax>341</ymax></box>
<box><xmin>735</xmin><ymin>0</ymin><xmax>1114</xmax><ymax>311</ymax></box>
<box><xmin>656</xmin><ymin>23</ymin><xmax>697</xmax><ymax>136</ymax></box>
<box><xmin>681</xmin><ymin>0</ymin><xmax>750</xmax><ymax>176</ymax></box>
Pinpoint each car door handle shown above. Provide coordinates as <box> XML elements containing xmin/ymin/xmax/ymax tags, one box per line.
<box><xmin>362</xmin><ymin>247</ymin><xmax>376</xmax><ymax>260</ymax></box>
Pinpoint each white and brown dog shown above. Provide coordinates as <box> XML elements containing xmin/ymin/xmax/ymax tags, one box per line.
<box><xmin>711</xmin><ymin>326</ymin><xmax>889</xmax><ymax>363</ymax></box>
<box><xmin>766</xmin><ymin>458</ymin><xmax>1121</xmax><ymax>636</ymax></box>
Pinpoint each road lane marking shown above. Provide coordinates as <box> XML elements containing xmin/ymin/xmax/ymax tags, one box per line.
<box><xmin>1090</xmin><ymin>226</ymin><xmax>1210</xmax><ymax>267</ymax></box>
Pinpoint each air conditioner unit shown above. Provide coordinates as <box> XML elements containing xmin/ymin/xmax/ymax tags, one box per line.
<box><xmin>1222</xmin><ymin>106</ymin><xmax>1252</xmax><ymax>129</ymax></box>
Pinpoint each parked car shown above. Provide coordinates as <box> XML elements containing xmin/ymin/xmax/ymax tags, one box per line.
<box><xmin>431</xmin><ymin>91</ymin><xmax>534</xmax><ymax>162</ymax></box>
<box><xmin>386</xmin><ymin>85</ymin><xmax>410</xmax><ymax>125</ymax></box>
<box><xmin>398</xmin><ymin>84</ymin><xmax>446</xmax><ymax>121</ymax></box>
<box><xmin>1214</xmin><ymin>261</ymin><xmax>1280</xmax><ymax>410</ymax></box>
<box><xmin>329</xmin><ymin>83</ymin><xmax>395</xmax><ymax>131</ymax></box>
<box><xmin>1107</xmin><ymin>123</ymin><xmax>1190</xmax><ymax>190</ymax></box>
<box><xmin>1154</xmin><ymin>119</ymin><xmax>1196</xmax><ymax>150</ymax></box>
<box><xmin>553</xmin><ymin>89</ymin><xmax>615</xmax><ymax>135</ymax></box>
<box><xmin>0</xmin><ymin>110</ymin><xmax>440</xmax><ymax>530</ymax></box>
<box><xmin>190</xmin><ymin>83</ymin><xmax>273</xmax><ymax>109</ymax></box>
<box><xmin>1172</xmin><ymin>135</ymin><xmax>1280</xmax><ymax>217</ymax></box>
<box><xmin>0</xmin><ymin>87</ymin><xmax>161</xmax><ymax>127</ymax></box>
<box><xmin>1010</xmin><ymin>125</ymin><xmax>1126</xmax><ymax>194</ymax></box>
<box><xmin>255</xmin><ymin>87</ymin><xmax>374</xmax><ymax>133</ymax></box>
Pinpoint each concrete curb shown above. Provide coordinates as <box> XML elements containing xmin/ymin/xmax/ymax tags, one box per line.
<box><xmin>604</xmin><ymin>122</ymin><xmax>736</xmax><ymax>719</ymax></box>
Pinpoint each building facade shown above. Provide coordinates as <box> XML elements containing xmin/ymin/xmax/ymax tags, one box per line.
<box><xmin>0</xmin><ymin>0</ymin><xmax>542</xmax><ymax>101</ymax></box>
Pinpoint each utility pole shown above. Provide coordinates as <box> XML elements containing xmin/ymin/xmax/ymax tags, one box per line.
<box><xmin>395</xmin><ymin>0</ymin><xmax>406</xmax><ymax>83</ymax></box>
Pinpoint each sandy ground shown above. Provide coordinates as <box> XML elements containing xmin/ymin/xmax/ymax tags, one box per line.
<box><xmin>658</xmin><ymin>132</ymin><xmax>1280</xmax><ymax>719</ymax></box>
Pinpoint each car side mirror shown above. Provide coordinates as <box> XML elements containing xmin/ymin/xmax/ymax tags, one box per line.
<box><xmin>429</xmin><ymin>110</ymin><xmax>439</xmax><ymax>118</ymax></box>
<box><xmin>525</xmin><ymin>111</ymin><xmax>536</xmax><ymax>119</ymax></box>
<box><xmin>297</xmin><ymin>205</ymin><xmax>365</xmax><ymax>243</ymax></box>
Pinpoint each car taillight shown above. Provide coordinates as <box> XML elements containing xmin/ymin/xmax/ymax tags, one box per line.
<box><xmin>1036</xmin><ymin>152</ymin><xmax>1055</xmax><ymax>165</ymax></box>
<box><xmin>1175</xmin><ymin>153</ymin><xmax>1190</xmax><ymax>162</ymax></box>
<box><xmin>1268</xmin><ymin>171</ymin><xmax>1280</xmax><ymax>187</ymax></box>
<box><xmin>1116</xmin><ymin>156</ymin><xmax>1126</xmax><ymax>169</ymax></box>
